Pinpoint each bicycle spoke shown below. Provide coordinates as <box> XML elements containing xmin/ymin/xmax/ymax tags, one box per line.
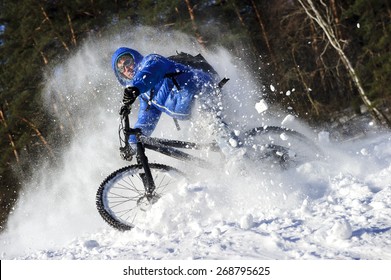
<box><xmin>107</xmin><ymin>194</ymin><xmax>140</xmax><ymax>202</ymax></box>
<box><xmin>155</xmin><ymin>175</ymin><xmax>173</xmax><ymax>194</ymax></box>
<box><xmin>108</xmin><ymin>189</ymin><xmax>140</xmax><ymax>199</ymax></box>
<box><xmin>97</xmin><ymin>164</ymin><xmax>185</xmax><ymax>231</ymax></box>
<box><xmin>117</xmin><ymin>204</ymin><xmax>140</xmax><ymax>220</ymax></box>
<box><xmin>118</xmin><ymin>176</ymin><xmax>144</xmax><ymax>194</ymax></box>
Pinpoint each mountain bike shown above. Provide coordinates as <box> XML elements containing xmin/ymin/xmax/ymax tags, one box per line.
<box><xmin>96</xmin><ymin>108</ymin><xmax>322</xmax><ymax>231</ymax></box>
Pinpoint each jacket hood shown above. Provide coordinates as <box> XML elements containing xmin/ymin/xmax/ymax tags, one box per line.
<box><xmin>112</xmin><ymin>47</ymin><xmax>144</xmax><ymax>86</ymax></box>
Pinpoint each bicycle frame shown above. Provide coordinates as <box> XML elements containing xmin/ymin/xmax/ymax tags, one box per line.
<box><xmin>119</xmin><ymin>107</ymin><xmax>322</xmax><ymax>197</ymax></box>
<box><xmin>97</xmin><ymin>105</ymin><xmax>322</xmax><ymax>231</ymax></box>
<box><xmin>121</xmin><ymin>112</ymin><xmax>219</xmax><ymax>197</ymax></box>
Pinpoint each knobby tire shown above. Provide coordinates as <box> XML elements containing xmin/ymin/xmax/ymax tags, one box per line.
<box><xmin>244</xmin><ymin>126</ymin><xmax>322</xmax><ymax>168</ymax></box>
<box><xmin>96</xmin><ymin>163</ymin><xmax>185</xmax><ymax>231</ymax></box>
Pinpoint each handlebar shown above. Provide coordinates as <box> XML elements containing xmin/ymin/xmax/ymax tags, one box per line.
<box><xmin>125</xmin><ymin>127</ymin><xmax>142</xmax><ymax>136</ymax></box>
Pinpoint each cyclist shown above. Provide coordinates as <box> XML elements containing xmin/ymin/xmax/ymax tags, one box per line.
<box><xmin>112</xmin><ymin>47</ymin><xmax>232</xmax><ymax>160</ymax></box>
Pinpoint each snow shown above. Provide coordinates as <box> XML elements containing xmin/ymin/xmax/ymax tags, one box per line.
<box><xmin>281</xmin><ymin>114</ymin><xmax>295</xmax><ymax>126</ymax></box>
<box><xmin>1</xmin><ymin>28</ymin><xmax>391</xmax><ymax>262</ymax></box>
<box><xmin>255</xmin><ymin>99</ymin><xmax>268</xmax><ymax>114</ymax></box>
<box><xmin>318</xmin><ymin>131</ymin><xmax>331</xmax><ymax>144</ymax></box>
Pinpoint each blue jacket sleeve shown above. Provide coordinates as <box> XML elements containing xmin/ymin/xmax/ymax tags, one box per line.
<box><xmin>129</xmin><ymin>97</ymin><xmax>162</xmax><ymax>143</ymax></box>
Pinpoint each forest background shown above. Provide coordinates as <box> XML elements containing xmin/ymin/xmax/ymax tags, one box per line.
<box><xmin>0</xmin><ymin>0</ymin><xmax>390</xmax><ymax>230</ymax></box>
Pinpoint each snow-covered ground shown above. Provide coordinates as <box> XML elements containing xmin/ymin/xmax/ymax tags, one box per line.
<box><xmin>1</xmin><ymin>28</ymin><xmax>391</xmax><ymax>260</ymax></box>
<box><xmin>3</xmin><ymin>131</ymin><xmax>391</xmax><ymax>260</ymax></box>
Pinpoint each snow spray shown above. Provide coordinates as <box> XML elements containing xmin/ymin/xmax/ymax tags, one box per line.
<box><xmin>2</xmin><ymin>26</ymin><xmax>382</xmax><ymax>259</ymax></box>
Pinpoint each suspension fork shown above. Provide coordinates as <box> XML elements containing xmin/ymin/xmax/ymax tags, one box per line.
<box><xmin>135</xmin><ymin>139</ymin><xmax>156</xmax><ymax>198</ymax></box>
<box><xmin>123</xmin><ymin>113</ymin><xmax>156</xmax><ymax>199</ymax></box>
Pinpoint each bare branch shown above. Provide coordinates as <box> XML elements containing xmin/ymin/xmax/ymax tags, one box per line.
<box><xmin>39</xmin><ymin>5</ymin><xmax>70</xmax><ymax>52</ymax></box>
<box><xmin>18</xmin><ymin>117</ymin><xmax>55</xmax><ymax>159</ymax></box>
<box><xmin>0</xmin><ymin>109</ymin><xmax>20</xmax><ymax>162</ymax></box>
<box><xmin>67</xmin><ymin>12</ymin><xmax>77</xmax><ymax>46</ymax></box>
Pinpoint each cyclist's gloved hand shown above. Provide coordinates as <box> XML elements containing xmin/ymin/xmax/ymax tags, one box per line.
<box><xmin>119</xmin><ymin>144</ymin><xmax>136</xmax><ymax>161</ymax></box>
<box><xmin>123</xmin><ymin>86</ymin><xmax>140</xmax><ymax>106</ymax></box>
<box><xmin>119</xmin><ymin>105</ymin><xmax>131</xmax><ymax>117</ymax></box>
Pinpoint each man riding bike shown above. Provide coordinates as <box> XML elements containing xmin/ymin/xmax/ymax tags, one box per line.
<box><xmin>112</xmin><ymin>47</ymin><xmax>232</xmax><ymax>160</ymax></box>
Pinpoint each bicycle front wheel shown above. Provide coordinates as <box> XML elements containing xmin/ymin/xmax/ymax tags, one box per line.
<box><xmin>96</xmin><ymin>163</ymin><xmax>186</xmax><ymax>231</ymax></box>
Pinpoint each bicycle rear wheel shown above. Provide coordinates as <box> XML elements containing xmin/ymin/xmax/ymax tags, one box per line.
<box><xmin>96</xmin><ymin>163</ymin><xmax>185</xmax><ymax>231</ymax></box>
<box><xmin>243</xmin><ymin>126</ymin><xmax>322</xmax><ymax>168</ymax></box>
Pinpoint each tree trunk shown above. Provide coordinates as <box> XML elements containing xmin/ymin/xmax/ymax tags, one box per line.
<box><xmin>329</xmin><ymin>0</ymin><xmax>342</xmax><ymax>39</ymax></box>
<box><xmin>230</xmin><ymin>0</ymin><xmax>261</xmax><ymax>60</ymax></box>
<box><xmin>291</xmin><ymin>48</ymin><xmax>320</xmax><ymax>115</ymax></box>
<box><xmin>309</xmin><ymin>19</ymin><xmax>327</xmax><ymax>93</ymax></box>
<box><xmin>298</xmin><ymin>0</ymin><xmax>391</xmax><ymax>127</ymax></box>
<box><xmin>184</xmin><ymin>0</ymin><xmax>206</xmax><ymax>49</ymax></box>
<box><xmin>250</xmin><ymin>0</ymin><xmax>277</xmax><ymax>70</ymax></box>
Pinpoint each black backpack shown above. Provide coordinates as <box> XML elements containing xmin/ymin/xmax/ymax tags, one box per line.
<box><xmin>160</xmin><ymin>52</ymin><xmax>229</xmax><ymax>130</ymax></box>
<box><xmin>167</xmin><ymin>52</ymin><xmax>219</xmax><ymax>76</ymax></box>
<box><xmin>166</xmin><ymin>51</ymin><xmax>228</xmax><ymax>90</ymax></box>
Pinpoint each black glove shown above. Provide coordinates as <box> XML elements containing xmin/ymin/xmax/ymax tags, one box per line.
<box><xmin>119</xmin><ymin>105</ymin><xmax>131</xmax><ymax>117</ymax></box>
<box><xmin>119</xmin><ymin>145</ymin><xmax>136</xmax><ymax>161</ymax></box>
<box><xmin>123</xmin><ymin>86</ymin><xmax>140</xmax><ymax>106</ymax></box>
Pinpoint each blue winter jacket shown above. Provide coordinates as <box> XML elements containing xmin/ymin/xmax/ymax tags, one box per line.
<box><xmin>112</xmin><ymin>47</ymin><xmax>219</xmax><ymax>143</ymax></box>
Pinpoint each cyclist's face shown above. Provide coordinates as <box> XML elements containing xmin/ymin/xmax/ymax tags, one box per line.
<box><xmin>117</xmin><ymin>55</ymin><xmax>134</xmax><ymax>79</ymax></box>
